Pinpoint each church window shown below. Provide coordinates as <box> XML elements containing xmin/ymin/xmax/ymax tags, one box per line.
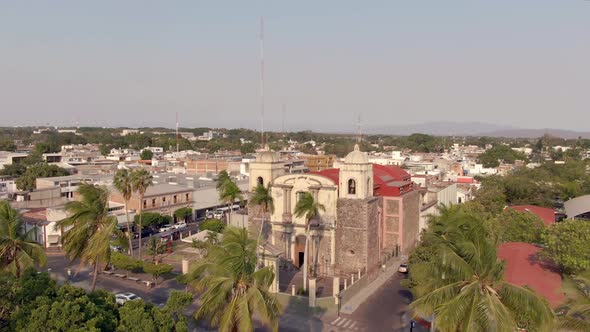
<box><xmin>348</xmin><ymin>179</ymin><xmax>356</xmax><ymax>195</ymax></box>
<box><xmin>257</xmin><ymin>176</ymin><xmax>263</xmax><ymax>186</ymax></box>
<box><xmin>296</xmin><ymin>191</ymin><xmax>305</xmax><ymax>202</ymax></box>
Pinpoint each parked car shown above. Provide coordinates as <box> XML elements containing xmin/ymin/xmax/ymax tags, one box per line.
<box><xmin>174</xmin><ymin>221</ymin><xmax>187</xmax><ymax>230</ymax></box>
<box><xmin>159</xmin><ymin>224</ymin><xmax>174</xmax><ymax>233</ymax></box>
<box><xmin>134</xmin><ymin>228</ymin><xmax>155</xmax><ymax>239</ymax></box>
<box><xmin>213</xmin><ymin>209</ymin><xmax>225</xmax><ymax>219</ymax></box>
<box><xmin>109</xmin><ymin>244</ymin><xmax>122</xmax><ymax>252</ymax></box>
<box><xmin>115</xmin><ymin>292</ymin><xmax>141</xmax><ymax>305</ymax></box>
<box><xmin>398</xmin><ymin>263</ymin><xmax>409</xmax><ymax>274</ymax></box>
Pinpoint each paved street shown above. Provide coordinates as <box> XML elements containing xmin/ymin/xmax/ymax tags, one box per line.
<box><xmin>47</xmin><ymin>251</ymin><xmax>422</xmax><ymax>332</ymax></box>
<box><xmin>46</xmin><ymin>253</ymin><xmax>186</xmax><ymax>307</ymax></box>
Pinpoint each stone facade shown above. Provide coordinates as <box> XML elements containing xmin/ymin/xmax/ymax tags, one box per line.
<box><xmin>335</xmin><ymin>197</ymin><xmax>380</xmax><ymax>275</ymax></box>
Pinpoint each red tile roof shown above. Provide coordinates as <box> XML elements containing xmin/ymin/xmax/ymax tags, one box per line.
<box><xmin>456</xmin><ymin>176</ymin><xmax>474</xmax><ymax>184</ymax></box>
<box><xmin>498</xmin><ymin>242</ymin><xmax>564</xmax><ymax>307</ymax></box>
<box><xmin>313</xmin><ymin>168</ymin><xmax>340</xmax><ymax>184</ymax></box>
<box><xmin>312</xmin><ymin>164</ymin><xmax>413</xmax><ymax>197</ymax></box>
<box><xmin>507</xmin><ymin>205</ymin><xmax>556</xmax><ymax>225</ymax></box>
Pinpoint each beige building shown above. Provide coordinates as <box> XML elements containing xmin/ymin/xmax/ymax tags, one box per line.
<box><xmin>249</xmin><ymin>145</ymin><xmax>421</xmax><ymax>281</ymax></box>
<box><xmin>109</xmin><ymin>183</ymin><xmax>194</xmax><ymax>216</ymax></box>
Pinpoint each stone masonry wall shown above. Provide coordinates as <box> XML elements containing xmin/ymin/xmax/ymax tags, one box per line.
<box><xmin>401</xmin><ymin>190</ymin><xmax>420</xmax><ymax>254</ymax></box>
<box><xmin>335</xmin><ymin>198</ymin><xmax>370</xmax><ymax>275</ymax></box>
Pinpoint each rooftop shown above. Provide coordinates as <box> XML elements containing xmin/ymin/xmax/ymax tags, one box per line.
<box><xmin>497</xmin><ymin>242</ymin><xmax>564</xmax><ymax>307</ymax></box>
<box><xmin>507</xmin><ymin>205</ymin><xmax>556</xmax><ymax>225</ymax></box>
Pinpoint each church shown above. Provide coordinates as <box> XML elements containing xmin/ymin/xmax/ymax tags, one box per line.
<box><xmin>248</xmin><ymin>145</ymin><xmax>420</xmax><ymax>279</ymax></box>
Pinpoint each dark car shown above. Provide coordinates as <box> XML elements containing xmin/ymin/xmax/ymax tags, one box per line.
<box><xmin>134</xmin><ymin>228</ymin><xmax>155</xmax><ymax>239</ymax></box>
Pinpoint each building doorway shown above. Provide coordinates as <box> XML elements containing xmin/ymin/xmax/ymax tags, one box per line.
<box><xmin>294</xmin><ymin>234</ymin><xmax>306</xmax><ymax>268</ymax></box>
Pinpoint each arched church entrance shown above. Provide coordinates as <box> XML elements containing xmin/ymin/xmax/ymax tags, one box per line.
<box><xmin>294</xmin><ymin>234</ymin><xmax>306</xmax><ymax>269</ymax></box>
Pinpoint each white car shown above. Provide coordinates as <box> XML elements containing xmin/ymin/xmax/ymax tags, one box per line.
<box><xmin>159</xmin><ymin>224</ymin><xmax>174</xmax><ymax>233</ymax></box>
<box><xmin>174</xmin><ymin>221</ymin><xmax>187</xmax><ymax>230</ymax></box>
<box><xmin>213</xmin><ymin>210</ymin><xmax>224</xmax><ymax>219</ymax></box>
<box><xmin>115</xmin><ymin>292</ymin><xmax>141</xmax><ymax>305</ymax></box>
<box><xmin>398</xmin><ymin>263</ymin><xmax>409</xmax><ymax>274</ymax></box>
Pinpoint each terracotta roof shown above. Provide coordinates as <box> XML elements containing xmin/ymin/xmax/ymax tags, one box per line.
<box><xmin>312</xmin><ymin>164</ymin><xmax>413</xmax><ymax>197</ymax></box>
<box><xmin>313</xmin><ymin>168</ymin><xmax>340</xmax><ymax>184</ymax></box>
<box><xmin>456</xmin><ymin>176</ymin><xmax>474</xmax><ymax>184</ymax></box>
<box><xmin>498</xmin><ymin>242</ymin><xmax>564</xmax><ymax>307</ymax></box>
<box><xmin>21</xmin><ymin>208</ymin><xmax>47</xmax><ymax>222</ymax></box>
<box><xmin>508</xmin><ymin>205</ymin><xmax>556</xmax><ymax>225</ymax></box>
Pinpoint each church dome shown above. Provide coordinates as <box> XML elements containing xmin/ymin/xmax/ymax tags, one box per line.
<box><xmin>344</xmin><ymin>144</ymin><xmax>369</xmax><ymax>164</ymax></box>
<box><xmin>256</xmin><ymin>150</ymin><xmax>279</xmax><ymax>163</ymax></box>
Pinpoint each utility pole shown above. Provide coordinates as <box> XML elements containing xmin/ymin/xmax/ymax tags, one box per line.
<box><xmin>176</xmin><ymin>112</ymin><xmax>179</xmax><ymax>153</ymax></box>
<box><xmin>259</xmin><ymin>16</ymin><xmax>265</xmax><ymax>149</ymax></box>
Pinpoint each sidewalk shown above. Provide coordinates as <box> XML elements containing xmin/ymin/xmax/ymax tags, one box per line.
<box><xmin>341</xmin><ymin>257</ymin><xmax>402</xmax><ymax>314</ymax></box>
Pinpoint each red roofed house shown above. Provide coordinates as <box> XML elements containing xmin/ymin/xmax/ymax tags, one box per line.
<box><xmin>248</xmin><ymin>145</ymin><xmax>420</xmax><ymax>283</ymax></box>
<box><xmin>498</xmin><ymin>242</ymin><xmax>564</xmax><ymax>307</ymax></box>
<box><xmin>507</xmin><ymin>205</ymin><xmax>556</xmax><ymax>226</ymax></box>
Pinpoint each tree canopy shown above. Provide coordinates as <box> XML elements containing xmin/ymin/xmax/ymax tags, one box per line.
<box><xmin>15</xmin><ymin>163</ymin><xmax>70</xmax><ymax>191</ymax></box>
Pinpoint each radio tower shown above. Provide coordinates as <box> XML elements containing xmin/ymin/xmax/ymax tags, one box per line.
<box><xmin>259</xmin><ymin>16</ymin><xmax>265</xmax><ymax>149</ymax></box>
<box><xmin>176</xmin><ymin>112</ymin><xmax>179</xmax><ymax>153</ymax></box>
<box><xmin>357</xmin><ymin>114</ymin><xmax>362</xmax><ymax>143</ymax></box>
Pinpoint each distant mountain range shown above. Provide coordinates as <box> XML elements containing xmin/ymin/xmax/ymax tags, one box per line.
<box><xmin>367</xmin><ymin>122</ymin><xmax>590</xmax><ymax>139</ymax></box>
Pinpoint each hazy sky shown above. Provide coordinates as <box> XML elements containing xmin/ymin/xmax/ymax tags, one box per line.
<box><xmin>0</xmin><ymin>1</ymin><xmax>588</xmax><ymax>132</ymax></box>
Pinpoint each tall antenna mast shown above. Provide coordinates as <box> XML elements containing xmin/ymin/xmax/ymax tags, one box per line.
<box><xmin>281</xmin><ymin>103</ymin><xmax>285</xmax><ymax>133</ymax></box>
<box><xmin>259</xmin><ymin>16</ymin><xmax>265</xmax><ymax>149</ymax></box>
<box><xmin>357</xmin><ymin>114</ymin><xmax>362</xmax><ymax>143</ymax></box>
<box><xmin>176</xmin><ymin>112</ymin><xmax>179</xmax><ymax>153</ymax></box>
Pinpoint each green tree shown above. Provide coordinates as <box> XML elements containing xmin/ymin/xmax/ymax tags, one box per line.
<box><xmin>15</xmin><ymin>163</ymin><xmax>70</xmax><ymax>191</ymax></box>
<box><xmin>0</xmin><ymin>140</ymin><xmax>16</xmax><ymax>152</ymax></box>
<box><xmin>140</xmin><ymin>149</ymin><xmax>154</xmax><ymax>160</ymax></box>
<box><xmin>114</xmin><ymin>169</ymin><xmax>135</xmax><ymax>255</ymax></box>
<box><xmin>173</xmin><ymin>207</ymin><xmax>193</xmax><ymax>223</ymax></box>
<box><xmin>555</xmin><ymin>274</ymin><xmax>590</xmax><ymax>331</ymax></box>
<box><xmin>117</xmin><ymin>300</ymin><xmax>174</xmax><ymax>332</ymax></box>
<box><xmin>248</xmin><ymin>184</ymin><xmax>274</xmax><ymax>264</ymax></box>
<box><xmin>142</xmin><ymin>262</ymin><xmax>173</xmax><ymax>285</ymax></box>
<box><xmin>110</xmin><ymin>252</ymin><xmax>142</xmax><ymax>277</ymax></box>
<box><xmin>0</xmin><ymin>201</ymin><xmax>47</xmax><ymax>277</ymax></box>
<box><xmin>410</xmin><ymin>208</ymin><xmax>554</xmax><ymax>331</ymax></box>
<box><xmin>218</xmin><ymin>178</ymin><xmax>243</xmax><ymax>224</ymax></box>
<box><xmin>293</xmin><ymin>192</ymin><xmax>325</xmax><ymax>290</ymax></box>
<box><xmin>477</xmin><ymin>145</ymin><xmax>527</xmax><ymax>168</ymax></box>
<box><xmin>239</xmin><ymin>142</ymin><xmax>256</xmax><ymax>154</ymax></box>
<box><xmin>132</xmin><ymin>169</ymin><xmax>153</xmax><ymax>259</ymax></box>
<box><xmin>496</xmin><ymin>209</ymin><xmax>545</xmax><ymax>244</ymax></box>
<box><xmin>146</xmin><ymin>236</ymin><xmax>166</xmax><ymax>263</ymax></box>
<box><xmin>134</xmin><ymin>212</ymin><xmax>166</xmax><ymax>228</ymax></box>
<box><xmin>13</xmin><ymin>284</ymin><xmax>119</xmax><ymax>332</ymax></box>
<box><xmin>199</xmin><ymin>219</ymin><xmax>225</xmax><ymax>233</ymax></box>
<box><xmin>215</xmin><ymin>170</ymin><xmax>231</xmax><ymax>193</ymax></box>
<box><xmin>163</xmin><ymin>291</ymin><xmax>193</xmax><ymax>332</ymax></box>
<box><xmin>57</xmin><ymin>184</ymin><xmax>119</xmax><ymax>291</ymax></box>
<box><xmin>542</xmin><ymin>219</ymin><xmax>590</xmax><ymax>273</ymax></box>
<box><xmin>0</xmin><ymin>163</ymin><xmax>26</xmax><ymax>177</ymax></box>
<box><xmin>184</xmin><ymin>227</ymin><xmax>280</xmax><ymax>332</ymax></box>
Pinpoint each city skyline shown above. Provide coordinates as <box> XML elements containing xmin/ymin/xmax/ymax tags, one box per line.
<box><xmin>1</xmin><ymin>1</ymin><xmax>589</xmax><ymax>131</ymax></box>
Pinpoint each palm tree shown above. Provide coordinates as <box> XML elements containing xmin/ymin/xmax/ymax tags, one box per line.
<box><xmin>56</xmin><ymin>184</ymin><xmax>119</xmax><ymax>291</ymax></box>
<box><xmin>216</xmin><ymin>170</ymin><xmax>231</xmax><ymax>193</ymax></box>
<box><xmin>248</xmin><ymin>183</ymin><xmax>274</xmax><ymax>263</ymax></box>
<box><xmin>185</xmin><ymin>227</ymin><xmax>281</xmax><ymax>332</ymax></box>
<box><xmin>293</xmin><ymin>192</ymin><xmax>325</xmax><ymax>291</ymax></box>
<box><xmin>554</xmin><ymin>274</ymin><xmax>590</xmax><ymax>331</ymax></box>
<box><xmin>114</xmin><ymin>169</ymin><xmax>134</xmax><ymax>255</ymax></box>
<box><xmin>219</xmin><ymin>179</ymin><xmax>243</xmax><ymax>226</ymax></box>
<box><xmin>132</xmin><ymin>169</ymin><xmax>153</xmax><ymax>259</ymax></box>
<box><xmin>410</xmin><ymin>209</ymin><xmax>554</xmax><ymax>331</ymax></box>
<box><xmin>0</xmin><ymin>201</ymin><xmax>47</xmax><ymax>277</ymax></box>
